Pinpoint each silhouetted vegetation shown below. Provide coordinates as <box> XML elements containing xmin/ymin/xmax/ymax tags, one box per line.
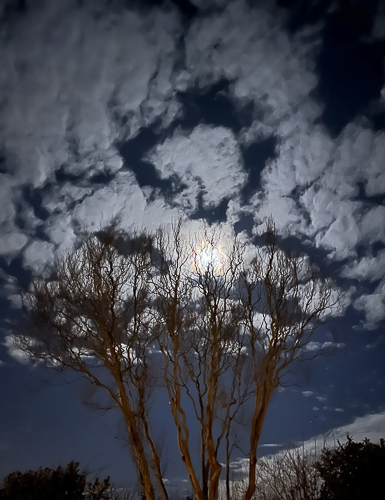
<box><xmin>2</xmin><ymin>437</ymin><xmax>384</xmax><ymax>499</ymax></box>
<box><xmin>315</xmin><ymin>436</ymin><xmax>385</xmax><ymax>500</ymax></box>
<box><xmin>0</xmin><ymin>461</ymin><xmax>111</xmax><ymax>500</ymax></box>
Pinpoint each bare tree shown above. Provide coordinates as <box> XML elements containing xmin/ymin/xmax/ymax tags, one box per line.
<box><xmin>152</xmin><ymin>222</ymin><xmax>250</xmax><ymax>500</ymax></box>
<box><xmin>238</xmin><ymin>219</ymin><xmax>336</xmax><ymax>500</ymax></box>
<box><xmin>149</xmin><ymin>219</ymin><xmax>336</xmax><ymax>500</ymax></box>
<box><xmin>254</xmin><ymin>447</ymin><xmax>321</xmax><ymax>500</ymax></box>
<box><xmin>16</xmin><ymin>219</ymin><xmax>337</xmax><ymax>500</ymax></box>
<box><xmin>229</xmin><ymin>446</ymin><xmax>320</xmax><ymax>500</ymax></box>
<box><xmin>16</xmin><ymin>225</ymin><xmax>168</xmax><ymax>500</ymax></box>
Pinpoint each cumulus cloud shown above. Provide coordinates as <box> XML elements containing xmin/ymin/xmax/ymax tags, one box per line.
<box><xmin>354</xmin><ymin>279</ymin><xmax>385</xmax><ymax>330</ymax></box>
<box><xmin>0</xmin><ymin>0</ymin><xmax>182</xmax><ymax>257</ymax></box>
<box><xmin>298</xmin><ymin>125</ymin><xmax>385</xmax><ymax>257</ymax></box>
<box><xmin>3</xmin><ymin>334</ymin><xmax>31</xmax><ymax>365</ymax></box>
<box><xmin>22</xmin><ymin>240</ymin><xmax>55</xmax><ymax>276</ymax></box>
<box><xmin>255</xmin><ymin>120</ymin><xmax>385</xmax><ymax>260</ymax></box>
<box><xmin>0</xmin><ymin>0</ymin><xmax>383</xmax><ymax>339</ymax></box>
<box><xmin>185</xmin><ymin>0</ymin><xmax>318</xmax><ymax>118</ymax></box>
<box><xmin>183</xmin><ymin>0</ymin><xmax>383</xmax><ymax>264</ymax></box>
<box><xmin>148</xmin><ymin>125</ymin><xmax>246</xmax><ymax>210</ymax></box>
<box><xmin>341</xmin><ymin>250</ymin><xmax>385</xmax><ymax>283</ymax></box>
<box><xmin>0</xmin><ymin>269</ymin><xmax>18</xmax><ymax>299</ymax></box>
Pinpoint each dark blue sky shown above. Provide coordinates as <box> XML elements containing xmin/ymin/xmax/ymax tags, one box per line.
<box><xmin>0</xmin><ymin>0</ymin><xmax>384</xmax><ymax>490</ymax></box>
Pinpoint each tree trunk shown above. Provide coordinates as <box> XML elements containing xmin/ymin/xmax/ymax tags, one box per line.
<box><xmin>244</xmin><ymin>376</ymin><xmax>276</xmax><ymax>500</ymax></box>
<box><xmin>201</xmin><ymin>427</ymin><xmax>209</xmax><ymax>498</ymax></box>
<box><xmin>116</xmin><ymin>378</ymin><xmax>156</xmax><ymax>500</ymax></box>
<box><xmin>225</xmin><ymin>435</ymin><xmax>231</xmax><ymax>500</ymax></box>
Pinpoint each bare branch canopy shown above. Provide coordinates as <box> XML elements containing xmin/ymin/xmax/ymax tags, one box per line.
<box><xmin>15</xmin><ymin>218</ymin><xmax>339</xmax><ymax>500</ymax></box>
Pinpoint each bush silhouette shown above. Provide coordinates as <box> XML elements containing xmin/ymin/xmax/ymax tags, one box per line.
<box><xmin>315</xmin><ymin>435</ymin><xmax>385</xmax><ymax>500</ymax></box>
<box><xmin>0</xmin><ymin>461</ymin><xmax>110</xmax><ymax>500</ymax></box>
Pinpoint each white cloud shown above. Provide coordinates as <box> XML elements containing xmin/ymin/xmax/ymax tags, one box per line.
<box><xmin>3</xmin><ymin>334</ymin><xmax>31</xmax><ymax>365</ymax></box>
<box><xmin>0</xmin><ymin>0</ymin><xmax>383</xmax><ymax>345</ymax></box>
<box><xmin>323</xmin><ymin>406</ymin><xmax>345</xmax><ymax>412</ymax></box>
<box><xmin>303</xmin><ymin>341</ymin><xmax>345</xmax><ymax>353</ymax></box>
<box><xmin>0</xmin><ymin>0</ymin><xmax>182</xmax><ymax>259</ymax></box>
<box><xmin>314</xmin><ymin>411</ymin><xmax>385</xmax><ymax>450</ymax></box>
<box><xmin>359</xmin><ymin>205</ymin><xmax>385</xmax><ymax>245</ymax></box>
<box><xmin>0</xmin><ymin>226</ymin><xmax>28</xmax><ymax>259</ymax></box>
<box><xmin>297</xmin><ymin>124</ymin><xmax>385</xmax><ymax>258</ymax></box>
<box><xmin>0</xmin><ymin>0</ymin><xmax>181</xmax><ymax>182</ymax></box>
<box><xmin>22</xmin><ymin>240</ymin><xmax>55</xmax><ymax>276</ymax></box>
<box><xmin>186</xmin><ymin>1</ymin><xmax>318</xmax><ymax>118</ymax></box>
<box><xmin>341</xmin><ymin>250</ymin><xmax>385</xmax><ymax>282</ymax></box>
<box><xmin>315</xmin><ymin>208</ymin><xmax>362</xmax><ymax>260</ymax></box>
<box><xmin>68</xmin><ymin>171</ymin><xmax>181</xmax><ymax>231</ymax></box>
<box><xmin>0</xmin><ymin>269</ymin><xmax>18</xmax><ymax>298</ymax></box>
<box><xmin>354</xmin><ymin>279</ymin><xmax>385</xmax><ymax>330</ymax></box>
<box><xmin>228</xmin><ymin>409</ymin><xmax>385</xmax><ymax>487</ymax></box>
<box><xmin>148</xmin><ymin>125</ymin><xmax>246</xmax><ymax>210</ymax></box>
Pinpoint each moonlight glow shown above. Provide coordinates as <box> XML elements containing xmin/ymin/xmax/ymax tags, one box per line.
<box><xmin>191</xmin><ymin>238</ymin><xmax>229</xmax><ymax>276</ymax></box>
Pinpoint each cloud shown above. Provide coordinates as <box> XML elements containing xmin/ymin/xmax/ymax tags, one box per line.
<box><xmin>185</xmin><ymin>0</ymin><xmax>318</xmax><ymax>118</ymax></box>
<box><xmin>22</xmin><ymin>240</ymin><xmax>55</xmax><ymax>276</ymax></box>
<box><xmin>300</xmin><ymin>125</ymin><xmax>385</xmax><ymax>256</ymax></box>
<box><xmin>0</xmin><ymin>0</ymin><xmax>182</xmax><ymax>258</ymax></box>
<box><xmin>3</xmin><ymin>334</ymin><xmax>31</xmax><ymax>365</ymax></box>
<box><xmin>314</xmin><ymin>410</ymin><xmax>385</xmax><ymax>449</ymax></box>
<box><xmin>147</xmin><ymin>124</ymin><xmax>246</xmax><ymax>210</ymax></box>
<box><xmin>0</xmin><ymin>226</ymin><xmax>28</xmax><ymax>260</ymax></box>
<box><xmin>341</xmin><ymin>249</ymin><xmax>385</xmax><ymax>283</ymax></box>
<box><xmin>183</xmin><ymin>2</ymin><xmax>325</xmax><ymax>236</ymax></box>
<box><xmin>0</xmin><ymin>0</ymin><xmax>383</xmax><ymax>341</ymax></box>
<box><xmin>182</xmin><ymin>1</ymin><xmax>383</xmax><ymax>263</ymax></box>
<box><xmin>354</xmin><ymin>279</ymin><xmax>385</xmax><ymax>330</ymax></box>
<box><xmin>228</xmin><ymin>409</ymin><xmax>385</xmax><ymax>491</ymax></box>
<box><xmin>303</xmin><ymin>341</ymin><xmax>345</xmax><ymax>353</ymax></box>
<box><xmin>71</xmin><ymin>171</ymin><xmax>181</xmax><ymax>230</ymax></box>
<box><xmin>323</xmin><ymin>406</ymin><xmax>345</xmax><ymax>413</ymax></box>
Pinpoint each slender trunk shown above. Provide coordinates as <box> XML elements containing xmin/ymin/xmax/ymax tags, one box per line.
<box><xmin>206</xmin><ymin>433</ymin><xmax>222</xmax><ymax>500</ymax></box>
<box><xmin>147</xmin><ymin>438</ymin><xmax>169</xmax><ymax>500</ymax></box>
<box><xmin>206</xmin><ymin>331</ymin><xmax>222</xmax><ymax>500</ymax></box>
<box><xmin>116</xmin><ymin>378</ymin><xmax>156</xmax><ymax>500</ymax></box>
<box><xmin>123</xmin><ymin>414</ymin><xmax>155</xmax><ymax>500</ymax></box>
<box><xmin>140</xmin><ymin>400</ymin><xmax>169</xmax><ymax>500</ymax></box>
<box><xmin>225</xmin><ymin>432</ymin><xmax>231</xmax><ymax>500</ymax></box>
<box><xmin>163</xmin><ymin>344</ymin><xmax>205</xmax><ymax>500</ymax></box>
<box><xmin>171</xmin><ymin>401</ymin><xmax>206</xmax><ymax>500</ymax></box>
<box><xmin>244</xmin><ymin>372</ymin><xmax>277</xmax><ymax>500</ymax></box>
<box><xmin>201</xmin><ymin>426</ymin><xmax>209</xmax><ymax>498</ymax></box>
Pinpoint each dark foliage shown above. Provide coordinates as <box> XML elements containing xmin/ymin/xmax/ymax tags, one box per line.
<box><xmin>0</xmin><ymin>461</ymin><xmax>111</xmax><ymax>500</ymax></box>
<box><xmin>315</xmin><ymin>435</ymin><xmax>385</xmax><ymax>500</ymax></box>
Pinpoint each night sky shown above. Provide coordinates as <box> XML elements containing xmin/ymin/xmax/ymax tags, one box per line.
<box><xmin>0</xmin><ymin>0</ymin><xmax>385</xmax><ymax>491</ymax></box>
